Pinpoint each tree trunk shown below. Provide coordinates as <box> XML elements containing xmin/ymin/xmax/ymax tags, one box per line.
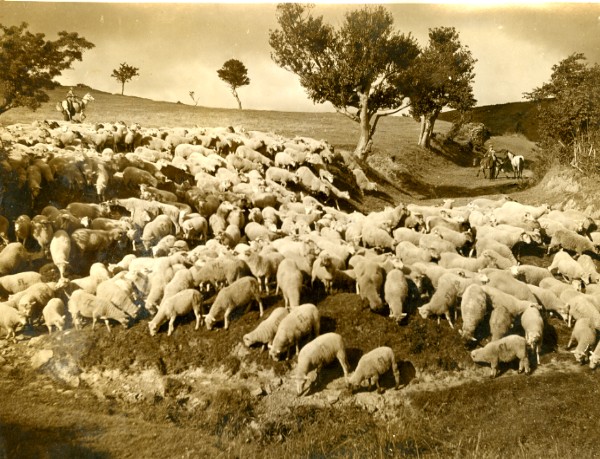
<box><xmin>417</xmin><ymin>111</ymin><xmax>439</xmax><ymax>149</ymax></box>
<box><xmin>121</xmin><ymin>82</ymin><xmax>125</xmax><ymax>96</ymax></box>
<box><xmin>232</xmin><ymin>89</ymin><xmax>242</xmax><ymax>110</ymax></box>
<box><xmin>354</xmin><ymin>92</ymin><xmax>372</xmax><ymax>160</ymax></box>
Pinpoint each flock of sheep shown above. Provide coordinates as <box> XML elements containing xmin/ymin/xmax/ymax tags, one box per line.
<box><xmin>0</xmin><ymin>118</ymin><xmax>600</xmax><ymax>397</ymax></box>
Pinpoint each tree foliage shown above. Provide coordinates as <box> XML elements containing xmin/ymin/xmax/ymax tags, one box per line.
<box><xmin>269</xmin><ymin>4</ymin><xmax>419</xmax><ymax>159</ymax></box>
<box><xmin>217</xmin><ymin>59</ymin><xmax>250</xmax><ymax>110</ymax></box>
<box><xmin>410</xmin><ymin>27</ymin><xmax>477</xmax><ymax>148</ymax></box>
<box><xmin>111</xmin><ymin>62</ymin><xmax>139</xmax><ymax>95</ymax></box>
<box><xmin>0</xmin><ymin>22</ymin><xmax>95</xmax><ymax>115</ymax></box>
<box><xmin>525</xmin><ymin>53</ymin><xmax>600</xmax><ymax>172</ymax></box>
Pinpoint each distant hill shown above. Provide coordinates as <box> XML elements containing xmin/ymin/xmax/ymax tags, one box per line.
<box><xmin>438</xmin><ymin>100</ymin><xmax>552</xmax><ymax>142</ymax></box>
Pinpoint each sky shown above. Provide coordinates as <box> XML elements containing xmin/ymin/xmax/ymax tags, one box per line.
<box><xmin>2</xmin><ymin>2</ymin><xmax>600</xmax><ymax>112</ymax></box>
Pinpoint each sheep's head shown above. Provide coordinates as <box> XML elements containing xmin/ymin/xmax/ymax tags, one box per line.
<box><xmin>590</xmin><ymin>353</ymin><xmax>600</xmax><ymax>369</ymax></box>
<box><xmin>204</xmin><ymin>314</ymin><xmax>216</xmax><ymax>330</ymax></box>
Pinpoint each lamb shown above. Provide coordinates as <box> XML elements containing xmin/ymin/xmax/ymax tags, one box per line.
<box><xmin>547</xmin><ymin>228</ymin><xmax>600</xmax><ymax>256</ymax></box>
<box><xmin>347</xmin><ymin>346</ymin><xmax>400</xmax><ymax>393</ymax></box>
<box><xmin>68</xmin><ymin>289</ymin><xmax>129</xmax><ymax>332</ymax></box>
<box><xmin>42</xmin><ymin>298</ymin><xmax>66</xmax><ymax>334</ymax></box>
<box><xmin>204</xmin><ymin>276</ymin><xmax>264</xmax><ymax>330</ymax></box>
<box><xmin>489</xmin><ymin>305</ymin><xmax>514</xmax><ymax>341</ymax></box>
<box><xmin>148</xmin><ymin>289</ymin><xmax>203</xmax><ymax>336</ymax></box>
<box><xmin>276</xmin><ymin>258</ymin><xmax>304</xmax><ymax>309</ymax></box>
<box><xmin>269</xmin><ymin>303</ymin><xmax>320</xmax><ymax>360</ymax></box>
<box><xmin>567</xmin><ymin>318</ymin><xmax>597</xmax><ymax>363</ymax></box>
<box><xmin>294</xmin><ymin>333</ymin><xmax>350</xmax><ymax>396</ymax></box>
<box><xmin>0</xmin><ymin>302</ymin><xmax>27</xmax><ymax>341</ymax></box>
<box><xmin>459</xmin><ymin>283</ymin><xmax>488</xmax><ymax>342</ymax></box>
<box><xmin>470</xmin><ymin>334</ymin><xmax>530</xmax><ymax>378</ymax></box>
<box><xmin>243</xmin><ymin>307</ymin><xmax>289</xmax><ymax>350</ymax></box>
<box><xmin>548</xmin><ymin>250</ymin><xmax>591</xmax><ymax>284</ymax></box>
<box><xmin>384</xmin><ymin>269</ymin><xmax>409</xmax><ymax>322</ymax></box>
<box><xmin>521</xmin><ymin>305</ymin><xmax>544</xmax><ymax>364</ymax></box>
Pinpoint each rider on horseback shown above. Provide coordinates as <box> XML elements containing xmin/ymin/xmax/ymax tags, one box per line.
<box><xmin>66</xmin><ymin>88</ymin><xmax>78</xmax><ymax>115</ymax></box>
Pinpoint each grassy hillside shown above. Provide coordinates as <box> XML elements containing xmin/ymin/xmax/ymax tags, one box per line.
<box><xmin>438</xmin><ymin>100</ymin><xmax>551</xmax><ymax>142</ymax></box>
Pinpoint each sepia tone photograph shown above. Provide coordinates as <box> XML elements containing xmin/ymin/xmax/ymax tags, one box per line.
<box><xmin>1</xmin><ymin>1</ymin><xmax>600</xmax><ymax>457</ymax></box>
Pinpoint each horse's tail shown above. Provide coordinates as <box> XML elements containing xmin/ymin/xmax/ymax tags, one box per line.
<box><xmin>55</xmin><ymin>101</ymin><xmax>65</xmax><ymax>113</ymax></box>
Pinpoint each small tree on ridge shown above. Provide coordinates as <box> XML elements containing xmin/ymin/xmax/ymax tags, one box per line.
<box><xmin>111</xmin><ymin>62</ymin><xmax>139</xmax><ymax>96</ymax></box>
<box><xmin>217</xmin><ymin>59</ymin><xmax>250</xmax><ymax>110</ymax></box>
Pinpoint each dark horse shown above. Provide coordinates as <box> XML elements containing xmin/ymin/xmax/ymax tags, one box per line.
<box><xmin>475</xmin><ymin>152</ymin><xmax>503</xmax><ymax>179</ymax></box>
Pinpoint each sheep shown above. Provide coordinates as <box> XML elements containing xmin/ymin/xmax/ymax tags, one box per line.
<box><xmin>0</xmin><ymin>271</ymin><xmax>43</xmax><ymax>296</ymax></box>
<box><xmin>49</xmin><ymin>229</ymin><xmax>71</xmax><ymax>280</ymax></box>
<box><xmin>567</xmin><ymin>318</ymin><xmax>597</xmax><ymax>364</ymax></box>
<box><xmin>473</xmin><ymin>237</ymin><xmax>519</xmax><ymax>264</ymax></box>
<box><xmin>42</xmin><ymin>298</ymin><xmax>66</xmax><ymax>334</ymax></box>
<box><xmin>294</xmin><ymin>333</ymin><xmax>350</xmax><ymax>396</ymax></box>
<box><xmin>204</xmin><ymin>276</ymin><xmax>263</xmax><ymax>330</ymax></box>
<box><xmin>244</xmin><ymin>250</ymin><xmax>283</xmax><ymax>294</ymax></box>
<box><xmin>548</xmin><ymin>228</ymin><xmax>600</xmax><ymax>256</ymax></box>
<box><xmin>538</xmin><ymin>276</ymin><xmax>583</xmax><ymax>298</ymax></box>
<box><xmin>274</xmin><ymin>151</ymin><xmax>297</xmax><ymax>169</ymax></box>
<box><xmin>418</xmin><ymin>233</ymin><xmax>457</xmax><ymax>257</ymax></box>
<box><xmin>470</xmin><ymin>334</ymin><xmax>530</xmax><ymax>378</ymax></box>
<box><xmin>426</xmin><ymin>215</ymin><xmax>467</xmax><ymax>233</ymax></box>
<box><xmin>481</xmin><ymin>285</ymin><xmax>538</xmax><ymax>316</ymax></box>
<box><xmin>431</xmin><ymin>226</ymin><xmax>474</xmax><ymax>254</ymax></box>
<box><xmin>68</xmin><ymin>289</ymin><xmax>129</xmax><ymax>332</ymax></box>
<box><xmin>161</xmin><ymin>268</ymin><xmax>195</xmax><ymax>302</ymax></box>
<box><xmin>0</xmin><ymin>302</ymin><xmax>27</xmax><ymax>341</ymax></box>
<box><xmin>395</xmin><ymin>241</ymin><xmax>437</xmax><ymax>265</ymax></box>
<box><xmin>527</xmin><ymin>284</ymin><xmax>569</xmax><ymax>321</ymax></box>
<box><xmin>418</xmin><ymin>276</ymin><xmax>461</xmax><ymax>328</ymax></box>
<box><xmin>243</xmin><ymin>307</ymin><xmax>289</xmax><ymax>350</ymax></box>
<box><xmin>564</xmin><ymin>295</ymin><xmax>600</xmax><ymax>329</ymax></box>
<box><xmin>95</xmin><ymin>278</ymin><xmax>140</xmax><ymax>319</ymax></box>
<box><xmin>520</xmin><ymin>305</ymin><xmax>544</xmax><ymax>364</ymax></box>
<box><xmin>14</xmin><ymin>215</ymin><xmax>32</xmax><ymax>246</ymax></box>
<box><xmin>577</xmin><ymin>254</ymin><xmax>600</xmax><ymax>284</ymax></box>
<box><xmin>438</xmin><ymin>251</ymin><xmax>495</xmax><ymax>272</ymax></box>
<box><xmin>361</xmin><ymin>225</ymin><xmax>395</xmax><ymax>252</ymax></box>
<box><xmin>276</xmin><ymin>258</ymin><xmax>304</xmax><ymax>309</ymax></box>
<box><xmin>392</xmin><ymin>227</ymin><xmax>424</xmax><ymax>247</ymax></box>
<box><xmin>347</xmin><ymin>346</ymin><xmax>400</xmax><ymax>393</ymax></box>
<box><xmin>311</xmin><ymin>254</ymin><xmax>337</xmax><ymax>294</ymax></box>
<box><xmin>269</xmin><ymin>303</ymin><xmax>320</xmax><ymax>360</ymax></box>
<box><xmin>352</xmin><ymin>168</ymin><xmax>378</xmax><ymax>194</ymax></box>
<box><xmin>31</xmin><ymin>215</ymin><xmax>54</xmax><ymax>255</ymax></box>
<box><xmin>459</xmin><ymin>283</ymin><xmax>488</xmax><ymax>342</ymax></box>
<box><xmin>141</xmin><ymin>215</ymin><xmax>176</xmax><ymax>251</ymax></box>
<box><xmin>589</xmin><ymin>339</ymin><xmax>600</xmax><ymax>369</ymax></box>
<box><xmin>384</xmin><ymin>269</ymin><xmax>409</xmax><ymax>322</ymax></box>
<box><xmin>548</xmin><ymin>250</ymin><xmax>591</xmax><ymax>284</ymax></box>
<box><xmin>354</xmin><ymin>258</ymin><xmax>385</xmax><ymax>312</ymax></box>
<box><xmin>17</xmin><ymin>282</ymin><xmax>56</xmax><ymax>323</ymax></box>
<box><xmin>481</xmin><ymin>269</ymin><xmax>537</xmax><ymax>303</ymax></box>
<box><xmin>510</xmin><ymin>264</ymin><xmax>553</xmax><ymax>286</ymax></box>
<box><xmin>489</xmin><ymin>305</ymin><xmax>514</xmax><ymax>341</ymax></box>
<box><xmin>148</xmin><ymin>289</ymin><xmax>203</xmax><ymax>336</ymax></box>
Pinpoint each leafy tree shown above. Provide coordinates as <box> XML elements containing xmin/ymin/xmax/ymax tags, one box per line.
<box><xmin>0</xmin><ymin>22</ymin><xmax>94</xmax><ymax>115</ymax></box>
<box><xmin>217</xmin><ymin>59</ymin><xmax>250</xmax><ymax>110</ymax></box>
<box><xmin>269</xmin><ymin>4</ymin><xmax>419</xmax><ymax>160</ymax></box>
<box><xmin>409</xmin><ymin>27</ymin><xmax>477</xmax><ymax>149</ymax></box>
<box><xmin>111</xmin><ymin>62</ymin><xmax>139</xmax><ymax>96</ymax></box>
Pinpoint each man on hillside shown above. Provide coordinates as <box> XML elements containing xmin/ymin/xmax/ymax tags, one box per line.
<box><xmin>66</xmin><ymin>87</ymin><xmax>77</xmax><ymax>115</ymax></box>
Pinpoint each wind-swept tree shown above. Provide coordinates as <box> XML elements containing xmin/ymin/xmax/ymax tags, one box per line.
<box><xmin>409</xmin><ymin>27</ymin><xmax>476</xmax><ymax>149</ymax></box>
<box><xmin>217</xmin><ymin>59</ymin><xmax>250</xmax><ymax>110</ymax></box>
<box><xmin>111</xmin><ymin>62</ymin><xmax>139</xmax><ymax>96</ymax></box>
<box><xmin>0</xmin><ymin>22</ymin><xmax>95</xmax><ymax>115</ymax></box>
<box><xmin>269</xmin><ymin>4</ymin><xmax>419</xmax><ymax>160</ymax></box>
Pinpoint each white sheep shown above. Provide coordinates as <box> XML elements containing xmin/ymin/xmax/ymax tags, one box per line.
<box><xmin>489</xmin><ymin>305</ymin><xmax>514</xmax><ymax>341</ymax></box>
<box><xmin>269</xmin><ymin>303</ymin><xmax>320</xmax><ymax>360</ymax></box>
<box><xmin>0</xmin><ymin>302</ymin><xmax>27</xmax><ymax>341</ymax></box>
<box><xmin>384</xmin><ymin>269</ymin><xmax>409</xmax><ymax>322</ymax></box>
<box><xmin>548</xmin><ymin>250</ymin><xmax>591</xmax><ymax>284</ymax></box>
<box><xmin>481</xmin><ymin>285</ymin><xmax>537</xmax><ymax>316</ymax></box>
<box><xmin>548</xmin><ymin>228</ymin><xmax>599</xmax><ymax>256</ymax></box>
<box><xmin>148</xmin><ymin>289</ymin><xmax>203</xmax><ymax>336</ymax></box>
<box><xmin>588</xmin><ymin>340</ymin><xmax>600</xmax><ymax>369</ymax></box>
<box><xmin>527</xmin><ymin>284</ymin><xmax>569</xmax><ymax>321</ymax></box>
<box><xmin>577</xmin><ymin>254</ymin><xmax>600</xmax><ymax>284</ymax></box>
<box><xmin>42</xmin><ymin>298</ymin><xmax>66</xmax><ymax>334</ymax></box>
<box><xmin>352</xmin><ymin>168</ymin><xmax>377</xmax><ymax>194</ymax></box>
<box><xmin>567</xmin><ymin>318</ymin><xmax>597</xmax><ymax>363</ymax></box>
<box><xmin>459</xmin><ymin>283</ymin><xmax>488</xmax><ymax>342</ymax></box>
<box><xmin>243</xmin><ymin>307</ymin><xmax>289</xmax><ymax>350</ymax></box>
<box><xmin>275</xmin><ymin>258</ymin><xmax>304</xmax><ymax>309</ymax></box>
<box><xmin>347</xmin><ymin>346</ymin><xmax>400</xmax><ymax>393</ymax></box>
<box><xmin>204</xmin><ymin>276</ymin><xmax>264</xmax><ymax>330</ymax></box>
<box><xmin>354</xmin><ymin>258</ymin><xmax>385</xmax><ymax>312</ymax></box>
<box><xmin>520</xmin><ymin>305</ymin><xmax>544</xmax><ymax>364</ymax></box>
<box><xmin>470</xmin><ymin>334</ymin><xmax>530</xmax><ymax>378</ymax></box>
<box><xmin>294</xmin><ymin>333</ymin><xmax>350</xmax><ymax>395</ymax></box>
<box><xmin>510</xmin><ymin>264</ymin><xmax>553</xmax><ymax>286</ymax></box>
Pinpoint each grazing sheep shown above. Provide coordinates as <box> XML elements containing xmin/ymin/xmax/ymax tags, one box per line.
<box><xmin>384</xmin><ymin>269</ymin><xmax>409</xmax><ymax>322</ymax></box>
<box><xmin>481</xmin><ymin>269</ymin><xmax>538</xmax><ymax>303</ymax></box>
<box><xmin>438</xmin><ymin>251</ymin><xmax>495</xmax><ymax>272</ymax></box>
<box><xmin>17</xmin><ymin>282</ymin><xmax>56</xmax><ymax>323</ymax></box>
<box><xmin>354</xmin><ymin>259</ymin><xmax>385</xmax><ymax>312</ymax></box>
<box><xmin>204</xmin><ymin>276</ymin><xmax>263</xmax><ymax>330</ymax></box>
<box><xmin>481</xmin><ymin>285</ymin><xmax>537</xmax><ymax>316</ymax></box>
<box><xmin>538</xmin><ymin>276</ymin><xmax>583</xmax><ymax>298</ymax></box>
<box><xmin>244</xmin><ymin>250</ymin><xmax>283</xmax><ymax>295</ymax></box>
<box><xmin>347</xmin><ymin>346</ymin><xmax>400</xmax><ymax>393</ymax></box>
<box><xmin>295</xmin><ymin>333</ymin><xmax>350</xmax><ymax>395</ymax></box>
<box><xmin>276</xmin><ymin>258</ymin><xmax>304</xmax><ymax>309</ymax></box>
<box><xmin>42</xmin><ymin>298</ymin><xmax>66</xmax><ymax>334</ymax></box>
<box><xmin>521</xmin><ymin>305</ymin><xmax>544</xmax><ymax>364</ymax></box>
<box><xmin>459</xmin><ymin>283</ymin><xmax>488</xmax><ymax>342</ymax></box>
<box><xmin>243</xmin><ymin>307</ymin><xmax>289</xmax><ymax>350</ymax></box>
<box><xmin>548</xmin><ymin>228</ymin><xmax>600</xmax><ymax>256</ymax></box>
<box><xmin>527</xmin><ymin>284</ymin><xmax>569</xmax><ymax>321</ymax></box>
<box><xmin>548</xmin><ymin>250</ymin><xmax>591</xmax><ymax>284</ymax></box>
<box><xmin>68</xmin><ymin>289</ymin><xmax>129</xmax><ymax>332</ymax></box>
<box><xmin>311</xmin><ymin>254</ymin><xmax>337</xmax><ymax>294</ymax></box>
<box><xmin>95</xmin><ymin>278</ymin><xmax>140</xmax><ymax>319</ymax></box>
<box><xmin>0</xmin><ymin>271</ymin><xmax>43</xmax><ymax>296</ymax></box>
<box><xmin>470</xmin><ymin>334</ymin><xmax>530</xmax><ymax>378</ymax></box>
<box><xmin>489</xmin><ymin>305</ymin><xmax>514</xmax><ymax>341</ymax></box>
<box><xmin>352</xmin><ymin>168</ymin><xmax>378</xmax><ymax>194</ymax></box>
<box><xmin>473</xmin><ymin>237</ymin><xmax>519</xmax><ymax>264</ymax></box>
<box><xmin>588</xmin><ymin>340</ymin><xmax>600</xmax><ymax>369</ymax></box>
<box><xmin>361</xmin><ymin>225</ymin><xmax>395</xmax><ymax>252</ymax></box>
<box><xmin>510</xmin><ymin>264</ymin><xmax>553</xmax><ymax>286</ymax></box>
<box><xmin>418</xmin><ymin>277</ymin><xmax>461</xmax><ymax>328</ymax></box>
<box><xmin>0</xmin><ymin>302</ymin><xmax>27</xmax><ymax>341</ymax></box>
<box><xmin>148</xmin><ymin>289</ymin><xmax>203</xmax><ymax>336</ymax></box>
<box><xmin>50</xmin><ymin>229</ymin><xmax>71</xmax><ymax>280</ymax></box>
<box><xmin>269</xmin><ymin>303</ymin><xmax>320</xmax><ymax>360</ymax></box>
<box><xmin>577</xmin><ymin>254</ymin><xmax>600</xmax><ymax>284</ymax></box>
<box><xmin>567</xmin><ymin>318</ymin><xmax>596</xmax><ymax>364</ymax></box>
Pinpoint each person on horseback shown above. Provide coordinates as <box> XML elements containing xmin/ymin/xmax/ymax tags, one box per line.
<box><xmin>66</xmin><ymin>88</ymin><xmax>77</xmax><ymax>115</ymax></box>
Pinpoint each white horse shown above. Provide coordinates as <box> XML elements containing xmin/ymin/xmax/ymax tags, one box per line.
<box><xmin>506</xmin><ymin>151</ymin><xmax>525</xmax><ymax>179</ymax></box>
<box><xmin>56</xmin><ymin>92</ymin><xmax>95</xmax><ymax>122</ymax></box>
